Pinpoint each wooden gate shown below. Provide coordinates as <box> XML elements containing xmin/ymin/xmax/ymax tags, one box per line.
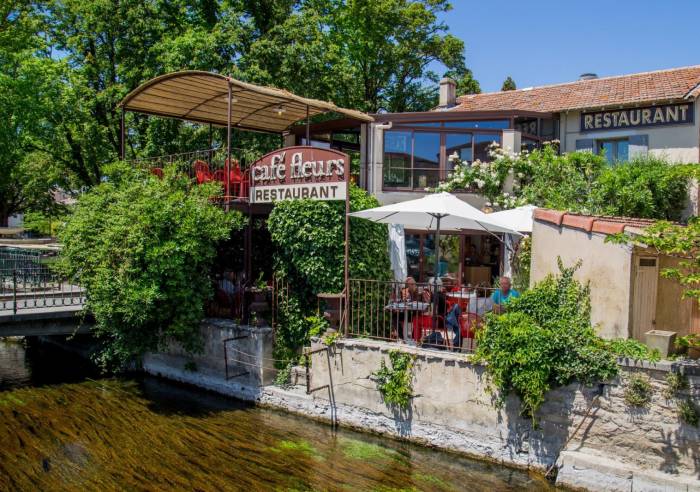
<box><xmin>631</xmin><ymin>256</ymin><xmax>659</xmax><ymax>341</ymax></box>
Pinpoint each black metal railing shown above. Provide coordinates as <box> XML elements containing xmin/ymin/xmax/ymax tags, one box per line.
<box><xmin>0</xmin><ymin>268</ymin><xmax>85</xmax><ymax>314</ymax></box>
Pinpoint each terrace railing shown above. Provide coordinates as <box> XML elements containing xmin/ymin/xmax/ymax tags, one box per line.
<box><xmin>345</xmin><ymin>278</ymin><xmax>498</xmax><ymax>352</ymax></box>
<box><xmin>129</xmin><ymin>147</ymin><xmax>262</xmax><ymax>202</ymax></box>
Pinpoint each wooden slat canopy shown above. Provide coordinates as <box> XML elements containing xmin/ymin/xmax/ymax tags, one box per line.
<box><xmin>119</xmin><ymin>71</ymin><xmax>373</xmax><ymax>133</ymax></box>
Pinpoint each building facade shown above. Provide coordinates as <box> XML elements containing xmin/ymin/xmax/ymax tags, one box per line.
<box><xmin>360</xmin><ymin>65</ymin><xmax>700</xmax><ymax>208</ymax></box>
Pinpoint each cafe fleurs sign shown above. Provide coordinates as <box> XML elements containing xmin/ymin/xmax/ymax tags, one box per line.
<box><xmin>581</xmin><ymin>102</ymin><xmax>694</xmax><ymax>132</ymax></box>
<box><xmin>249</xmin><ymin>146</ymin><xmax>348</xmax><ymax>204</ymax></box>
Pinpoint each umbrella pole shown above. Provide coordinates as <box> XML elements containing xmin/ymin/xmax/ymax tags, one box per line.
<box><xmin>433</xmin><ymin>215</ymin><xmax>441</xmax><ymax>344</ymax></box>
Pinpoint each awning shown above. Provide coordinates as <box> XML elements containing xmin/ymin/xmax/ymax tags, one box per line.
<box><xmin>118</xmin><ymin>71</ymin><xmax>373</xmax><ymax>133</ymax></box>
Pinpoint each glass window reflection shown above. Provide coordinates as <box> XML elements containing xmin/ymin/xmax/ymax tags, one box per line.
<box><xmin>444</xmin><ymin>120</ymin><xmax>509</xmax><ymax>129</ymax></box>
<box><xmin>445</xmin><ymin>133</ymin><xmax>473</xmax><ymax>167</ymax></box>
<box><xmin>474</xmin><ymin>134</ymin><xmax>501</xmax><ymax>162</ymax></box>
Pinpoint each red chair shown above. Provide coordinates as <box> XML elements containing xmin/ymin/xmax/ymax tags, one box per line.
<box><xmin>212</xmin><ymin>170</ymin><xmax>226</xmax><ymax>186</ymax></box>
<box><xmin>193</xmin><ymin>160</ymin><xmax>212</xmax><ymax>184</ymax></box>
<box><xmin>459</xmin><ymin>312</ymin><xmax>483</xmax><ymax>352</ymax></box>
<box><xmin>227</xmin><ymin>159</ymin><xmax>243</xmax><ymax>197</ymax></box>
<box><xmin>150</xmin><ymin>167</ymin><xmax>164</xmax><ymax>178</ymax></box>
<box><xmin>413</xmin><ymin>314</ymin><xmax>449</xmax><ymax>348</ymax></box>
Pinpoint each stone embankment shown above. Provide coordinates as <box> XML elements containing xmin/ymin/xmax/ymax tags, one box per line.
<box><xmin>143</xmin><ymin>320</ymin><xmax>700</xmax><ymax>492</ymax></box>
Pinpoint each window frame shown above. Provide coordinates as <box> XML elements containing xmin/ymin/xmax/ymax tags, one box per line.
<box><xmin>596</xmin><ymin>137</ymin><xmax>630</xmax><ymax>164</ymax></box>
<box><xmin>382</xmin><ymin>124</ymin><xmax>503</xmax><ymax>192</ymax></box>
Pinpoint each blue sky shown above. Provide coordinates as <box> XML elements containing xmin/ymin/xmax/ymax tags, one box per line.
<box><xmin>437</xmin><ymin>0</ymin><xmax>700</xmax><ymax>92</ymax></box>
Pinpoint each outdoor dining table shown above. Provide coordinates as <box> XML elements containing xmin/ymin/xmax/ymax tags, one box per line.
<box><xmin>384</xmin><ymin>301</ymin><xmax>430</xmax><ymax>342</ymax></box>
<box><xmin>446</xmin><ymin>291</ymin><xmax>492</xmax><ymax>316</ymax></box>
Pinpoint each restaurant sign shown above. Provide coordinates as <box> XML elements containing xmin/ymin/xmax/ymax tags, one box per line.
<box><xmin>249</xmin><ymin>146</ymin><xmax>348</xmax><ymax>204</ymax></box>
<box><xmin>580</xmin><ymin>102</ymin><xmax>693</xmax><ymax>132</ymax></box>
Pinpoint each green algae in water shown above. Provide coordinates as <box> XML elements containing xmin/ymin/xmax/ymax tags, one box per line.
<box><xmin>270</xmin><ymin>439</ymin><xmax>324</xmax><ymax>460</ymax></box>
<box><xmin>415</xmin><ymin>472</ymin><xmax>456</xmax><ymax>491</ymax></box>
<box><xmin>340</xmin><ymin>437</ymin><xmax>400</xmax><ymax>461</ymax></box>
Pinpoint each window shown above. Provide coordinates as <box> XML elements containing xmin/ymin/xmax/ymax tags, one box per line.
<box><xmin>598</xmin><ymin>139</ymin><xmax>629</xmax><ymax>164</ymax></box>
<box><xmin>383</xmin><ymin>131</ymin><xmax>412</xmax><ymax>187</ymax></box>
<box><xmin>474</xmin><ymin>134</ymin><xmax>501</xmax><ymax>163</ymax></box>
<box><xmin>382</xmin><ymin>126</ymin><xmax>503</xmax><ymax>190</ymax></box>
<box><xmin>445</xmin><ymin>133</ymin><xmax>473</xmax><ymax>167</ymax></box>
<box><xmin>412</xmin><ymin>132</ymin><xmax>440</xmax><ymax>189</ymax></box>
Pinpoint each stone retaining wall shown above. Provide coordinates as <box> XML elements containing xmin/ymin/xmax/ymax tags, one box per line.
<box><xmin>308</xmin><ymin>338</ymin><xmax>700</xmax><ymax>491</ymax></box>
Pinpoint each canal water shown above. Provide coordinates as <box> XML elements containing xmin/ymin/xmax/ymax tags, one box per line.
<box><xmin>0</xmin><ymin>339</ymin><xmax>556</xmax><ymax>491</ymax></box>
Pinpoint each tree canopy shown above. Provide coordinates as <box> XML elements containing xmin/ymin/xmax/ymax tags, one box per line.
<box><xmin>501</xmin><ymin>76</ymin><xmax>516</xmax><ymax>91</ymax></box>
<box><xmin>1</xmin><ymin>0</ymin><xmax>477</xmax><ymax>223</ymax></box>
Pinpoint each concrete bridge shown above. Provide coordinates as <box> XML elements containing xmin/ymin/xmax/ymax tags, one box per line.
<box><xmin>0</xmin><ymin>289</ymin><xmax>89</xmax><ymax>337</ymax></box>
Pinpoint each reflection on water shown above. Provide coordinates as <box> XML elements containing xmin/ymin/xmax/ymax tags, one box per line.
<box><xmin>0</xmin><ymin>339</ymin><xmax>556</xmax><ymax>491</ymax></box>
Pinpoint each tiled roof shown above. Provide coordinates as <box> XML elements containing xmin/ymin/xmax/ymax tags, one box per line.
<box><xmin>533</xmin><ymin>209</ymin><xmax>658</xmax><ymax>235</ymax></box>
<box><xmin>453</xmin><ymin>65</ymin><xmax>700</xmax><ymax>113</ymax></box>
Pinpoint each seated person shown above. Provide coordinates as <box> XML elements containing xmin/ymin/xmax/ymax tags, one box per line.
<box><xmin>421</xmin><ymin>275</ymin><xmax>462</xmax><ymax>347</ymax></box>
<box><xmin>400</xmin><ymin>277</ymin><xmax>430</xmax><ymax>303</ymax></box>
<box><xmin>217</xmin><ymin>270</ymin><xmax>239</xmax><ymax>305</ymax></box>
<box><xmin>491</xmin><ymin>276</ymin><xmax>520</xmax><ymax>313</ymax></box>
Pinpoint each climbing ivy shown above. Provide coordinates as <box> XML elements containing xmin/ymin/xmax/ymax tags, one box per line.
<box><xmin>267</xmin><ymin>184</ymin><xmax>391</xmax><ymax>363</ymax></box>
<box><xmin>475</xmin><ymin>260</ymin><xmax>620</xmax><ymax>419</ymax></box>
<box><xmin>372</xmin><ymin>350</ymin><xmax>415</xmax><ymax>410</ymax></box>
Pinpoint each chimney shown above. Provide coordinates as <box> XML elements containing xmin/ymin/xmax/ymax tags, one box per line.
<box><xmin>439</xmin><ymin>77</ymin><xmax>457</xmax><ymax>108</ymax></box>
<box><xmin>579</xmin><ymin>73</ymin><xmax>598</xmax><ymax>81</ymax></box>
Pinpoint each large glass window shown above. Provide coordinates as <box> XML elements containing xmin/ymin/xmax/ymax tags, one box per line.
<box><xmin>444</xmin><ymin>120</ymin><xmax>509</xmax><ymax>129</ymax></box>
<box><xmin>598</xmin><ymin>139</ymin><xmax>629</xmax><ymax>164</ymax></box>
<box><xmin>383</xmin><ymin>130</ymin><xmax>412</xmax><ymax>187</ymax></box>
<box><xmin>412</xmin><ymin>132</ymin><xmax>440</xmax><ymax>189</ymax></box>
<box><xmin>445</xmin><ymin>133</ymin><xmax>473</xmax><ymax>167</ymax></box>
<box><xmin>382</xmin><ymin>126</ymin><xmax>504</xmax><ymax>190</ymax></box>
<box><xmin>474</xmin><ymin>134</ymin><xmax>501</xmax><ymax>163</ymax></box>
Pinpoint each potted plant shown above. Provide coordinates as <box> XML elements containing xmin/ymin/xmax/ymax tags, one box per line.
<box><xmin>675</xmin><ymin>334</ymin><xmax>700</xmax><ymax>359</ymax></box>
<box><xmin>247</xmin><ymin>272</ymin><xmax>270</xmax><ymax>314</ymax></box>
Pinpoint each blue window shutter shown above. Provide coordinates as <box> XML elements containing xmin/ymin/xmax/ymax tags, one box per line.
<box><xmin>628</xmin><ymin>134</ymin><xmax>648</xmax><ymax>158</ymax></box>
<box><xmin>575</xmin><ymin>138</ymin><xmax>595</xmax><ymax>153</ymax></box>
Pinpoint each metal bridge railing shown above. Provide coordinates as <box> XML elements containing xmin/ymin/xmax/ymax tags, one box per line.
<box><xmin>0</xmin><ymin>268</ymin><xmax>85</xmax><ymax>314</ymax></box>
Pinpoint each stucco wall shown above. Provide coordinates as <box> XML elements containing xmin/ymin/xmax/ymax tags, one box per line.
<box><xmin>309</xmin><ymin>338</ymin><xmax>700</xmax><ymax>491</ymax></box>
<box><xmin>530</xmin><ymin>220</ymin><xmax>633</xmax><ymax>339</ymax></box>
<box><xmin>560</xmin><ymin>99</ymin><xmax>700</xmax><ymax>163</ymax></box>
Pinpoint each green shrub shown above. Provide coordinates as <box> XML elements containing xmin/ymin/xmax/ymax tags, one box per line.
<box><xmin>511</xmin><ymin>236</ymin><xmax>531</xmax><ymax>292</ymax></box>
<box><xmin>437</xmin><ymin>143</ymin><xmax>694</xmax><ymax>220</ymax></box>
<box><xmin>623</xmin><ymin>373</ymin><xmax>653</xmax><ymax>408</ymax></box>
<box><xmin>591</xmin><ymin>156</ymin><xmax>689</xmax><ymax>220</ymax></box>
<box><xmin>372</xmin><ymin>350</ymin><xmax>415</xmax><ymax>409</ymax></box>
<box><xmin>678</xmin><ymin>399</ymin><xmax>699</xmax><ymax>426</ymax></box>
<box><xmin>663</xmin><ymin>372</ymin><xmax>689</xmax><ymax>399</ymax></box>
<box><xmin>58</xmin><ymin>162</ymin><xmax>243</xmax><ymax>370</ymax></box>
<box><xmin>475</xmin><ymin>259</ymin><xmax>618</xmax><ymax>419</ymax></box>
<box><xmin>601</xmin><ymin>338</ymin><xmax>660</xmax><ymax>362</ymax></box>
<box><xmin>267</xmin><ymin>184</ymin><xmax>391</xmax><ymax>363</ymax></box>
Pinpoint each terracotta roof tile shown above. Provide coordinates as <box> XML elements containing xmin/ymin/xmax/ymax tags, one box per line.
<box><xmin>453</xmin><ymin>65</ymin><xmax>700</xmax><ymax>113</ymax></box>
<box><xmin>534</xmin><ymin>209</ymin><xmax>659</xmax><ymax>235</ymax></box>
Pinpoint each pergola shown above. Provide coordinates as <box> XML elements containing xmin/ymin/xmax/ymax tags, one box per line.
<box><xmin>118</xmin><ymin>71</ymin><xmax>370</xmax><ymax>308</ymax></box>
<box><xmin>118</xmin><ymin>71</ymin><xmax>372</xmax><ymax>168</ymax></box>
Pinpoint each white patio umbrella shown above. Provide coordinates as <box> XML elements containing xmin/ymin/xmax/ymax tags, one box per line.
<box><xmin>487</xmin><ymin>204</ymin><xmax>537</xmax><ymax>233</ymax></box>
<box><xmin>349</xmin><ymin>192</ymin><xmax>519</xmax><ymax>326</ymax></box>
<box><xmin>486</xmin><ymin>205</ymin><xmax>536</xmax><ymax>277</ymax></box>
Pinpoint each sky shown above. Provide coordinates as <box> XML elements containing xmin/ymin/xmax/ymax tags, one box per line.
<box><xmin>437</xmin><ymin>0</ymin><xmax>700</xmax><ymax>93</ymax></box>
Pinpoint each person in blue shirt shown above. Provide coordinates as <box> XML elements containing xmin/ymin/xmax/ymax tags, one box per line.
<box><xmin>491</xmin><ymin>276</ymin><xmax>520</xmax><ymax>313</ymax></box>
